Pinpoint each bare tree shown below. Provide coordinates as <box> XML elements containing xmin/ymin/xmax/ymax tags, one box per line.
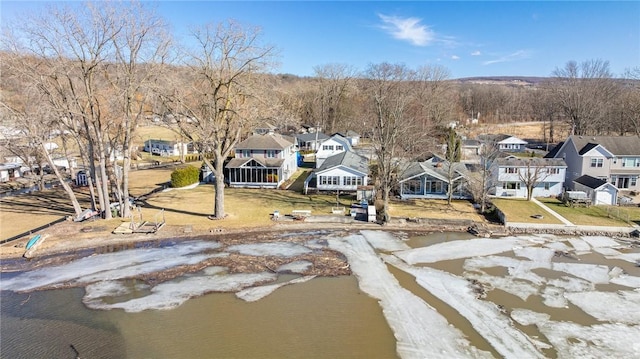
<box><xmin>156</xmin><ymin>20</ymin><xmax>276</xmax><ymax>219</ymax></box>
<box><xmin>466</xmin><ymin>138</ymin><xmax>501</xmax><ymax>213</ymax></box>
<box><xmin>518</xmin><ymin>159</ymin><xmax>551</xmax><ymax>201</ymax></box>
<box><xmin>550</xmin><ymin>59</ymin><xmax>620</xmax><ymax>135</ymax></box>
<box><xmin>412</xmin><ymin>64</ymin><xmax>455</xmax><ymax>130</ymax></box>
<box><xmin>443</xmin><ymin>128</ymin><xmax>461</xmax><ymax>204</ymax></box>
<box><xmin>360</xmin><ymin>63</ymin><xmax>433</xmax><ymax>222</ymax></box>
<box><xmin>313</xmin><ymin>63</ymin><xmax>357</xmax><ymax>133</ymax></box>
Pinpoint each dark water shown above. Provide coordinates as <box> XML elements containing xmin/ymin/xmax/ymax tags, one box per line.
<box><xmin>1</xmin><ymin>276</ymin><xmax>397</xmax><ymax>359</ymax></box>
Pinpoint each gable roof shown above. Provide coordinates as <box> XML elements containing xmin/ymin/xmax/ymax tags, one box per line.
<box><xmin>235</xmin><ymin>134</ymin><xmax>294</xmax><ymax>150</ymax></box>
<box><xmin>295</xmin><ymin>132</ymin><xmax>329</xmax><ymax>142</ymax></box>
<box><xmin>477</xmin><ymin>134</ymin><xmax>527</xmax><ymax>144</ymax></box>
<box><xmin>316</xmin><ymin>151</ymin><xmax>369</xmax><ymax>174</ymax></box>
<box><xmin>320</xmin><ymin>134</ymin><xmax>353</xmax><ymax>151</ymax></box>
<box><xmin>573</xmin><ymin>174</ymin><xmax>608</xmax><ymax>190</ymax></box>
<box><xmin>496</xmin><ymin>157</ymin><xmax>567</xmax><ymax>167</ymax></box>
<box><xmin>399</xmin><ymin>158</ymin><xmax>467</xmax><ymax>183</ymax></box>
<box><xmin>544</xmin><ymin>141</ymin><xmax>564</xmax><ymax>158</ymax></box>
<box><xmin>568</xmin><ymin>135</ymin><xmax>640</xmax><ymax>156</ymax></box>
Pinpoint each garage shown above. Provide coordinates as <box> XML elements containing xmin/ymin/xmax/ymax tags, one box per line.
<box><xmin>573</xmin><ymin>175</ymin><xmax>619</xmax><ymax>206</ymax></box>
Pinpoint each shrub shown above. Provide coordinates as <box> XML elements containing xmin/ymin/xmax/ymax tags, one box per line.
<box><xmin>171</xmin><ymin>165</ymin><xmax>200</xmax><ymax>188</ymax></box>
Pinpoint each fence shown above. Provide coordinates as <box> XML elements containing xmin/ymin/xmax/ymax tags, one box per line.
<box><xmin>0</xmin><ymin>216</ymin><xmax>67</xmax><ymax>245</ymax></box>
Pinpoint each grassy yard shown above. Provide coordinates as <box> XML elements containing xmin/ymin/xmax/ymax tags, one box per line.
<box><xmin>491</xmin><ymin>198</ymin><xmax>564</xmax><ymax>224</ymax></box>
<box><xmin>1</xmin><ymin>165</ymin><xmax>486</xmax><ymax>240</ymax></box>
<box><xmin>538</xmin><ymin>198</ymin><xmax>637</xmax><ymax>227</ymax></box>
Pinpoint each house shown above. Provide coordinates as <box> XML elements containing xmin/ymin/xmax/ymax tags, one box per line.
<box><xmin>398</xmin><ymin>157</ymin><xmax>470</xmax><ymax>200</ymax></box>
<box><xmin>0</xmin><ymin>163</ymin><xmax>23</xmax><ymax>183</ymax></box>
<box><xmin>478</xmin><ymin>134</ymin><xmax>528</xmax><ymax>153</ymax></box>
<box><xmin>315</xmin><ymin>134</ymin><xmax>352</xmax><ymax>168</ymax></box>
<box><xmin>313</xmin><ymin>151</ymin><xmax>369</xmax><ymax>192</ymax></box>
<box><xmin>573</xmin><ymin>174</ymin><xmax>619</xmax><ymax>206</ymax></box>
<box><xmin>294</xmin><ymin>132</ymin><xmax>329</xmax><ymax>152</ymax></box>
<box><xmin>225</xmin><ymin>133</ymin><xmax>297</xmax><ymax>188</ymax></box>
<box><xmin>492</xmin><ymin>157</ymin><xmax>567</xmax><ymax>198</ymax></box>
<box><xmin>547</xmin><ymin>135</ymin><xmax>640</xmax><ymax>193</ymax></box>
<box><xmin>331</xmin><ymin>130</ymin><xmax>361</xmax><ymax>146</ymax></box>
<box><xmin>144</xmin><ymin>139</ymin><xmax>190</xmax><ymax>157</ymax></box>
<box><xmin>461</xmin><ymin>139</ymin><xmax>482</xmax><ymax>163</ymax></box>
<box><xmin>301</xmin><ymin>124</ymin><xmax>321</xmax><ymax>133</ymax></box>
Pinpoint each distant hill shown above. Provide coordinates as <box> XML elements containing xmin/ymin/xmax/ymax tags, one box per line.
<box><xmin>453</xmin><ymin>76</ymin><xmax>549</xmax><ymax>86</ymax></box>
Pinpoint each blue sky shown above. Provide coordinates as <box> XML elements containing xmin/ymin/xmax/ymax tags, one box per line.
<box><xmin>2</xmin><ymin>1</ymin><xmax>638</xmax><ymax>79</ymax></box>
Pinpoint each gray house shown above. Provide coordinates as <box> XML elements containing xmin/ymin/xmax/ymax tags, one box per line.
<box><xmin>313</xmin><ymin>151</ymin><xmax>369</xmax><ymax>192</ymax></box>
<box><xmin>547</xmin><ymin>135</ymin><xmax>640</xmax><ymax>193</ymax></box>
<box><xmin>398</xmin><ymin>157</ymin><xmax>470</xmax><ymax>200</ymax></box>
<box><xmin>294</xmin><ymin>132</ymin><xmax>329</xmax><ymax>152</ymax></box>
<box><xmin>573</xmin><ymin>174</ymin><xmax>619</xmax><ymax>206</ymax></box>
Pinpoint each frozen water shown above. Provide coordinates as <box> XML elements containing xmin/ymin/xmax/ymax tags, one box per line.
<box><xmin>581</xmin><ymin>236</ymin><xmax>621</xmax><ymax>248</ymax></box>
<box><xmin>465</xmin><ymin>272</ymin><xmax>539</xmax><ymax>301</ymax></box>
<box><xmin>565</xmin><ymin>291</ymin><xmax>640</xmax><ymax>324</ymax></box>
<box><xmin>540</xmin><ymin>286</ymin><xmax>568</xmax><ymax>308</ymax></box>
<box><xmin>395</xmin><ymin>237</ymin><xmax>532</xmax><ymax>265</ymax></box>
<box><xmin>385</xmin><ymin>254</ymin><xmax>546</xmax><ymax>358</ymax></box>
<box><xmin>551</xmin><ymin>263</ymin><xmax>611</xmax><ymax>284</ymax></box>
<box><xmin>567</xmin><ymin>237</ymin><xmax>592</xmax><ymax>252</ymax></box>
<box><xmin>329</xmin><ymin>235</ymin><xmax>491</xmax><ymax>359</ymax></box>
<box><xmin>277</xmin><ymin>260</ymin><xmax>313</xmax><ymax>274</ymax></box>
<box><xmin>360</xmin><ymin>230</ymin><xmax>411</xmax><ymax>251</ymax></box>
<box><xmin>86</xmin><ymin>271</ymin><xmax>278</xmax><ymax>312</ymax></box>
<box><xmin>2</xmin><ymin>240</ymin><xmax>221</xmax><ymax>292</ymax></box>
<box><xmin>235</xmin><ymin>275</ymin><xmax>316</xmax><ymax>302</ymax></box>
<box><xmin>547</xmin><ymin>276</ymin><xmax>594</xmax><ymax>293</ymax></box>
<box><xmin>226</xmin><ymin>242</ymin><xmax>312</xmax><ymax>257</ymax></box>
<box><xmin>610</xmin><ymin>273</ymin><xmax>640</xmax><ymax>288</ymax></box>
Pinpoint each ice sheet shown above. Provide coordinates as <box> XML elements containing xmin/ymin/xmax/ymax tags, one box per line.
<box><xmin>235</xmin><ymin>275</ymin><xmax>316</xmax><ymax>302</ymax></box>
<box><xmin>385</xmin><ymin>254</ymin><xmax>545</xmax><ymax>358</ymax></box>
<box><xmin>360</xmin><ymin>230</ymin><xmax>411</xmax><ymax>251</ymax></box>
<box><xmin>581</xmin><ymin>236</ymin><xmax>622</xmax><ymax>248</ymax></box>
<box><xmin>565</xmin><ymin>291</ymin><xmax>640</xmax><ymax>324</ymax></box>
<box><xmin>277</xmin><ymin>260</ymin><xmax>313</xmax><ymax>273</ymax></box>
<box><xmin>551</xmin><ymin>263</ymin><xmax>611</xmax><ymax>284</ymax></box>
<box><xmin>395</xmin><ymin>237</ymin><xmax>531</xmax><ymax>265</ymax></box>
<box><xmin>328</xmin><ymin>235</ymin><xmax>491</xmax><ymax>359</ymax></box>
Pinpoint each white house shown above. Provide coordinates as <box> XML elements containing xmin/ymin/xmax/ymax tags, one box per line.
<box><xmin>294</xmin><ymin>132</ymin><xmax>329</xmax><ymax>152</ymax></box>
<box><xmin>478</xmin><ymin>134</ymin><xmax>528</xmax><ymax>153</ymax></box>
<box><xmin>315</xmin><ymin>134</ymin><xmax>352</xmax><ymax>168</ymax></box>
<box><xmin>0</xmin><ymin>163</ymin><xmax>23</xmax><ymax>183</ymax></box>
<box><xmin>492</xmin><ymin>157</ymin><xmax>567</xmax><ymax>198</ymax></box>
<box><xmin>573</xmin><ymin>174</ymin><xmax>619</xmax><ymax>206</ymax></box>
<box><xmin>225</xmin><ymin>133</ymin><xmax>298</xmax><ymax>188</ymax></box>
<box><xmin>144</xmin><ymin>139</ymin><xmax>190</xmax><ymax>157</ymax></box>
<box><xmin>313</xmin><ymin>151</ymin><xmax>369</xmax><ymax>192</ymax></box>
<box><xmin>331</xmin><ymin>131</ymin><xmax>361</xmax><ymax>147</ymax></box>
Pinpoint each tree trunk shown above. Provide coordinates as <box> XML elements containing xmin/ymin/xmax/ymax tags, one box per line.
<box><xmin>213</xmin><ymin>157</ymin><xmax>226</xmax><ymax>219</ymax></box>
<box><xmin>41</xmin><ymin>143</ymin><xmax>83</xmax><ymax>216</ymax></box>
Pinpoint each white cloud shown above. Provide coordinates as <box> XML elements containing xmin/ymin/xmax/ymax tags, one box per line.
<box><xmin>471</xmin><ymin>50</ymin><xmax>481</xmax><ymax>56</ymax></box>
<box><xmin>483</xmin><ymin>50</ymin><xmax>531</xmax><ymax>65</ymax></box>
<box><xmin>378</xmin><ymin>14</ymin><xmax>435</xmax><ymax>46</ymax></box>
<box><xmin>451</xmin><ymin>55</ymin><xmax>460</xmax><ymax>60</ymax></box>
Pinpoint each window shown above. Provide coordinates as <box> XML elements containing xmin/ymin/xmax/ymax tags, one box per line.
<box><xmin>322</xmin><ymin>145</ymin><xmax>334</xmax><ymax>151</ymax></box>
<box><xmin>547</xmin><ymin>168</ymin><xmax>560</xmax><ymax>175</ymax></box>
<box><xmin>425</xmin><ymin>180</ymin><xmax>443</xmax><ymax>193</ymax></box>
<box><xmin>402</xmin><ymin>180</ymin><xmax>422</xmax><ymax>195</ymax></box>
<box><xmin>632</xmin><ymin>176</ymin><xmax>638</xmax><ymax>187</ymax></box>
<box><xmin>622</xmin><ymin>158</ymin><xmax>640</xmax><ymax>167</ymax></box>
<box><xmin>505</xmin><ymin>167</ymin><xmax>518</xmax><ymax>174</ymax></box>
<box><xmin>504</xmin><ymin>182</ymin><xmax>521</xmax><ymax>190</ymax></box>
<box><xmin>590</xmin><ymin>158</ymin><xmax>603</xmax><ymax>168</ymax></box>
<box><xmin>544</xmin><ymin>182</ymin><xmax>550</xmax><ymax>190</ymax></box>
<box><xmin>266</xmin><ymin>150</ymin><xmax>277</xmax><ymax>158</ymax></box>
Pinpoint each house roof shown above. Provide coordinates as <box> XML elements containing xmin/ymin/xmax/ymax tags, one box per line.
<box><xmin>399</xmin><ymin>157</ymin><xmax>467</xmax><ymax>183</ymax></box>
<box><xmin>332</xmin><ymin>130</ymin><xmax>360</xmax><ymax>138</ymax></box>
<box><xmin>321</xmin><ymin>134</ymin><xmax>353</xmax><ymax>151</ymax></box>
<box><xmin>462</xmin><ymin>139</ymin><xmax>481</xmax><ymax>147</ymax></box>
<box><xmin>568</xmin><ymin>135</ymin><xmax>640</xmax><ymax>156</ymax></box>
<box><xmin>495</xmin><ymin>157</ymin><xmax>567</xmax><ymax>167</ymax></box>
<box><xmin>477</xmin><ymin>134</ymin><xmax>527</xmax><ymax>144</ymax></box>
<box><xmin>573</xmin><ymin>174</ymin><xmax>607</xmax><ymax>190</ymax></box>
<box><xmin>294</xmin><ymin>132</ymin><xmax>329</xmax><ymax>142</ymax></box>
<box><xmin>544</xmin><ymin>141</ymin><xmax>564</xmax><ymax>158</ymax></box>
<box><xmin>235</xmin><ymin>134</ymin><xmax>294</xmax><ymax>150</ymax></box>
<box><xmin>316</xmin><ymin>151</ymin><xmax>369</xmax><ymax>174</ymax></box>
<box><xmin>225</xmin><ymin>157</ymin><xmax>284</xmax><ymax>169</ymax></box>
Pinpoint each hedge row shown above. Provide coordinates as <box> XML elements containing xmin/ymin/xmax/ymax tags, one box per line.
<box><xmin>171</xmin><ymin>165</ymin><xmax>200</xmax><ymax>188</ymax></box>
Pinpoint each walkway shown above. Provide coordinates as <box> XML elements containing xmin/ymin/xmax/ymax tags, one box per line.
<box><xmin>530</xmin><ymin>198</ymin><xmax>574</xmax><ymax>226</ymax></box>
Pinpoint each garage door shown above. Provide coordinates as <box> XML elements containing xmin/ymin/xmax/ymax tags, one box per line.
<box><xmin>595</xmin><ymin>190</ymin><xmax>613</xmax><ymax>205</ymax></box>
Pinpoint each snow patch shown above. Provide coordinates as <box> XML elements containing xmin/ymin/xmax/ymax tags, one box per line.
<box><xmin>236</xmin><ymin>275</ymin><xmax>316</xmax><ymax>302</ymax></box>
<box><xmin>277</xmin><ymin>260</ymin><xmax>313</xmax><ymax>274</ymax></box>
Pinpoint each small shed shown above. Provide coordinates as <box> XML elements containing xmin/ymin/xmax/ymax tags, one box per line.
<box><xmin>573</xmin><ymin>175</ymin><xmax>618</xmax><ymax>206</ymax></box>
